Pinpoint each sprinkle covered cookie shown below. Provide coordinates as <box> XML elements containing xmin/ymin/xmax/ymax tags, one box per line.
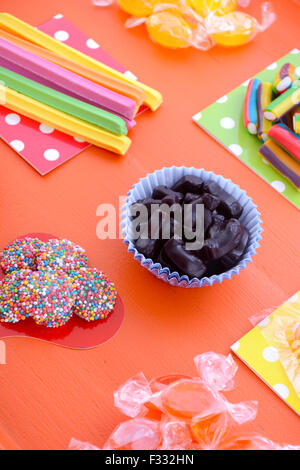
<box><xmin>36</xmin><ymin>238</ymin><xmax>88</xmax><ymax>273</ymax></box>
<box><xmin>71</xmin><ymin>268</ymin><xmax>117</xmax><ymax>322</ymax></box>
<box><xmin>0</xmin><ymin>236</ymin><xmax>117</xmax><ymax>329</ymax></box>
<box><xmin>25</xmin><ymin>270</ymin><xmax>79</xmax><ymax>328</ymax></box>
<box><xmin>0</xmin><ymin>269</ymin><xmax>33</xmax><ymax>323</ymax></box>
<box><xmin>0</xmin><ymin>237</ymin><xmax>44</xmax><ymax>273</ymax></box>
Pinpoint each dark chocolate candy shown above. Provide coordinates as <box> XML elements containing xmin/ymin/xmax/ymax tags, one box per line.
<box><xmin>212</xmin><ymin>212</ymin><xmax>225</xmax><ymax>225</ymax></box>
<box><xmin>161</xmin><ymin>194</ymin><xmax>182</xmax><ymax>206</ymax></box>
<box><xmin>172</xmin><ymin>175</ymin><xmax>203</xmax><ymax>195</ymax></box>
<box><xmin>184</xmin><ymin>197</ymin><xmax>212</xmax><ymax>235</ymax></box>
<box><xmin>220</xmin><ymin>226</ymin><xmax>249</xmax><ymax>270</ymax></box>
<box><xmin>199</xmin><ymin>219</ymin><xmax>244</xmax><ymax>262</ymax></box>
<box><xmin>203</xmin><ymin>181</ymin><xmax>243</xmax><ymax>219</ymax></box>
<box><xmin>183</xmin><ymin>193</ymin><xmax>200</xmax><ymax>204</ymax></box>
<box><xmin>133</xmin><ymin>176</ymin><xmax>248</xmax><ymax>280</ymax></box>
<box><xmin>131</xmin><ymin>195</ymin><xmax>181</xmax><ymax>221</ymax></box>
<box><xmin>205</xmin><ymin>259</ymin><xmax>225</xmax><ymax>277</ymax></box>
<box><xmin>152</xmin><ymin>185</ymin><xmax>184</xmax><ymax>203</ymax></box>
<box><xmin>137</xmin><ymin>207</ymin><xmax>183</xmax><ymax>246</ymax></box>
<box><xmin>135</xmin><ymin>237</ymin><xmax>164</xmax><ymax>260</ymax></box>
<box><xmin>159</xmin><ymin>238</ymin><xmax>207</xmax><ymax>279</ymax></box>
<box><xmin>130</xmin><ymin>198</ymin><xmax>161</xmax><ymax>219</ymax></box>
<box><xmin>204</xmin><ymin>209</ymin><xmax>213</xmax><ymax>235</ymax></box>
<box><xmin>208</xmin><ymin>213</ymin><xmax>226</xmax><ymax>238</ymax></box>
<box><xmin>201</xmin><ymin>193</ymin><xmax>220</xmax><ymax>211</ymax></box>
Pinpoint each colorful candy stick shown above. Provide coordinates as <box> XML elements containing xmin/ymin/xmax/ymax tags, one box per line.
<box><xmin>0</xmin><ymin>36</ymin><xmax>137</xmax><ymax>120</ymax></box>
<box><xmin>243</xmin><ymin>78</ymin><xmax>260</xmax><ymax>134</ymax></box>
<box><xmin>273</xmin><ymin>63</ymin><xmax>295</xmax><ymax>94</ymax></box>
<box><xmin>0</xmin><ymin>13</ymin><xmax>162</xmax><ymax>111</ymax></box>
<box><xmin>0</xmin><ymin>29</ymin><xmax>146</xmax><ymax>109</ymax></box>
<box><xmin>0</xmin><ymin>65</ymin><xmax>128</xmax><ymax>135</ymax></box>
<box><xmin>3</xmin><ymin>87</ymin><xmax>131</xmax><ymax>155</ymax></box>
<box><xmin>293</xmin><ymin>113</ymin><xmax>300</xmax><ymax>134</ymax></box>
<box><xmin>257</xmin><ymin>81</ymin><xmax>273</xmax><ymax>141</ymax></box>
<box><xmin>279</xmin><ymin>104</ymin><xmax>300</xmax><ymax>129</ymax></box>
<box><xmin>264</xmin><ymin>84</ymin><xmax>300</xmax><ymax>121</ymax></box>
<box><xmin>259</xmin><ymin>140</ymin><xmax>300</xmax><ymax>190</ymax></box>
<box><xmin>268</xmin><ymin>123</ymin><xmax>300</xmax><ymax>163</ymax></box>
<box><xmin>0</xmin><ymin>55</ymin><xmax>135</xmax><ymax>131</ymax></box>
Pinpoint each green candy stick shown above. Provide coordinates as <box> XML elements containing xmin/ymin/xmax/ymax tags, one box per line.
<box><xmin>0</xmin><ymin>65</ymin><xmax>127</xmax><ymax>136</ymax></box>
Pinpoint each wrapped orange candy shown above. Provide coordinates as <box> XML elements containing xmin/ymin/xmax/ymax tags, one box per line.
<box><xmin>191</xmin><ymin>411</ymin><xmax>230</xmax><ymax>449</ymax></box>
<box><xmin>189</xmin><ymin>0</ymin><xmax>237</xmax><ymax>17</ymax></box>
<box><xmin>70</xmin><ymin>350</ymin><xmax>300</xmax><ymax>450</ymax></box>
<box><xmin>102</xmin><ymin>418</ymin><xmax>162</xmax><ymax>450</ymax></box>
<box><xmin>118</xmin><ymin>0</ymin><xmax>158</xmax><ymax>17</ymax></box>
<box><xmin>206</xmin><ymin>11</ymin><xmax>258</xmax><ymax>46</ymax></box>
<box><xmin>106</xmin><ymin>0</ymin><xmax>276</xmax><ymax>49</ymax></box>
<box><xmin>118</xmin><ymin>0</ymin><xmax>187</xmax><ymax>17</ymax></box>
<box><xmin>146</xmin><ymin>11</ymin><xmax>194</xmax><ymax>49</ymax></box>
<box><xmin>158</xmin><ymin>379</ymin><xmax>223</xmax><ymax>420</ymax></box>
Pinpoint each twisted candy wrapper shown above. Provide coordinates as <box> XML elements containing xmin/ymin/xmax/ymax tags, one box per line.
<box><xmin>69</xmin><ymin>351</ymin><xmax>300</xmax><ymax>450</ymax></box>
<box><xmin>92</xmin><ymin>0</ymin><xmax>276</xmax><ymax>50</ymax></box>
<box><xmin>85</xmin><ymin>351</ymin><xmax>298</xmax><ymax>450</ymax></box>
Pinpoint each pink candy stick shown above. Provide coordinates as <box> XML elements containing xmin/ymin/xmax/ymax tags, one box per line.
<box><xmin>0</xmin><ymin>55</ymin><xmax>135</xmax><ymax>130</ymax></box>
<box><xmin>0</xmin><ymin>37</ymin><xmax>137</xmax><ymax>120</ymax></box>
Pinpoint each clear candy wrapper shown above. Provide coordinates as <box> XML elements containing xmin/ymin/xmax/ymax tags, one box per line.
<box><xmin>85</xmin><ymin>351</ymin><xmax>299</xmax><ymax>450</ymax></box>
<box><xmin>68</xmin><ymin>437</ymin><xmax>100</xmax><ymax>450</ymax></box>
<box><xmin>93</xmin><ymin>0</ymin><xmax>276</xmax><ymax>49</ymax></box>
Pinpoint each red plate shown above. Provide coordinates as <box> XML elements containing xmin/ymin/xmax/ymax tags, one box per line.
<box><xmin>0</xmin><ymin>233</ymin><xmax>124</xmax><ymax>349</ymax></box>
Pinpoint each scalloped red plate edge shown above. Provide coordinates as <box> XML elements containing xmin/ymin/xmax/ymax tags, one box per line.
<box><xmin>0</xmin><ymin>233</ymin><xmax>124</xmax><ymax>349</ymax></box>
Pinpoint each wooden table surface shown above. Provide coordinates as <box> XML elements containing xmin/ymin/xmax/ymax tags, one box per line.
<box><xmin>0</xmin><ymin>0</ymin><xmax>299</xmax><ymax>450</ymax></box>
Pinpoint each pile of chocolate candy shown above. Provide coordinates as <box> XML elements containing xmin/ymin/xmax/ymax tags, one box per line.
<box><xmin>132</xmin><ymin>174</ymin><xmax>249</xmax><ymax>280</ymax></box>
<box><xmin>0</xmin><ymin>237</ymin><xmax>117</xmax><ymax>328</ymax></box>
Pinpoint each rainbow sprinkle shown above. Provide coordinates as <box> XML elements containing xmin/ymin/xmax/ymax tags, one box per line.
<box><xmin>0</xmin><ymin>238</ymin><xmax>43</xmax><ymax>273</ymax></box>
<box><xmin>36</xmin><ymin>238</ymin><xmax>88</xmax><ymax>273</ymax></box>
<box><xmin>0</xmin><ymin>237</ymin><xmax>117</xmax><ymax>328</ymax></box>
<box><xmin>26</xmin><ymin>270</ymin><xmax>78</xmax><ymax>328</ymax></box>
<box><xmin>70</xmin><ymin>268</ymin><xmax>117</xmax><ymax>322</ymax></box>
<box><xmin>0</xmin><ymin>269</ymin><xmax>33</xmax><ymax>323</ymax></box>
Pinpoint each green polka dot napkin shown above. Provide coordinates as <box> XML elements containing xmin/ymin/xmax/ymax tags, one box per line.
<box><xmin>193</xmin><ymin>49</ymin><xmax>300</xmax><ymax>210</ymax></box>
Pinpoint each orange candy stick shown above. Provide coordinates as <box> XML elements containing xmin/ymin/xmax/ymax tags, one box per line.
<box><xmin>0</xmin><ymin>29</ymin><xmax>146</xmax><ymax>110</ymax></box>
<box><xmin>0</xmin><ymin>13</ymin><xmax>162</xmax><ymax>111</ymax></box>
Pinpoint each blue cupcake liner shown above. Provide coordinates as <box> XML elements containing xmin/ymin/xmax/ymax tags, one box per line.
<box><xmin>121</xmin><ymin>167</ymin><xmax>263</xmax><ymax>288</ymax></box>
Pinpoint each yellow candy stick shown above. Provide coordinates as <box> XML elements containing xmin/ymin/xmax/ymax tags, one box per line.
<box><xmin>294</xmin><ymin>113</ymin><xmax>300</xmax><ymax>134</ymax></box>
<box><xmin>264</xmin><ymin>85</ymin><xmax>300</xmax><ymax>121</ymax></box>
<box><xmin>3</xmin><ymin>87</ymin><xmax>131</xmax><ymax>155</ymax></box>
<box><xmin>0</xmin><ymin>13</ymin><xmax>163</xmax><ymax>111</ymax></box>
<box><xmin>0</xmin><ymin>29</ymin><xmax>146</xmax><ymax>110</ymax></box>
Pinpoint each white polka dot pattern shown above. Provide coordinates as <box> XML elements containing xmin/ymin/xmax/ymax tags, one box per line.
<box><xmin>44</xmin><ymin>149</ymin><xmax>60</xmax><ymax>161</ymax></box>
<box><xmin>54</xmin><ymin>30</ymin><xmax>70</xmax><ymax>41</ymax></box>
<box><xmin>5</xmin><ymin>113</ymin><xmax>21</xmax><ymax>125</ymax></box>
<box><xmin>273</xmin><ymin>383</ymin><xmax>290</xmax><ymax>399</ymax></box>
<box><xmin>10</xmin><ymin>140</ymin><xmax>25</xmax><ymax>152</ymax></box>
<box><xmin>263</xmin><ymin>346</ymin><xmax>279</xmax><ymax>362</ymax></box>
<box><xmin>220</xmin><ymin>117</ymin><xmax>235</xmax><ymax>129</ymax></box>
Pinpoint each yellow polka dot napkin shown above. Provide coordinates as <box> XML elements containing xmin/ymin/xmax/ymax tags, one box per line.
<box><xmin>231</xmin><ymin>291</ymin><xmax>300</xmax><ymax>416</ymax></box>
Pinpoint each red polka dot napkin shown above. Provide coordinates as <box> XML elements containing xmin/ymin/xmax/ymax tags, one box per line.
<box><xmin>0</xmin><ymin>14</ymin><xmax>142</xmax><ymax>175</ymax></box>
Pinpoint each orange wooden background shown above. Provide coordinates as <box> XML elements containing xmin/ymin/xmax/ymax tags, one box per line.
<box><xmin>0</xmin><ymin>0</ymin><xmax>299</xmax><ymax>450</ymax></box>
